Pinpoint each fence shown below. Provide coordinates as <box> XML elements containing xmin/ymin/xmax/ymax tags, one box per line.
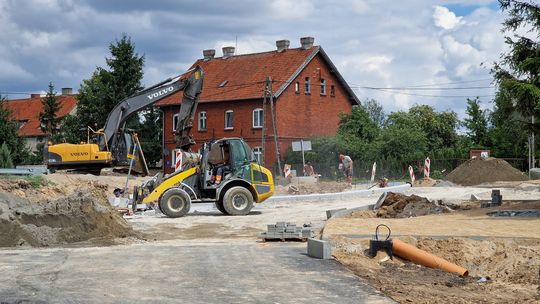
<box><xmin>280</xmin><ymin>157</ymin><xmax>528</xmax><ymax>181</ymax></box>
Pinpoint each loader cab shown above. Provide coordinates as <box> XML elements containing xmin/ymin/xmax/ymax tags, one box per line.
<box><xmin>202</xmin><ymin>138</ymin><xmax>253</xmax><ymax>188</ymax></box>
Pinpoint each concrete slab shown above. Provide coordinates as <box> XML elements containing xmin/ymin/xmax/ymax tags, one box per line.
<box><xmin>307</xmin><ymin>238</ymin><xmax>332</xmax><ymax>259</ymax></box>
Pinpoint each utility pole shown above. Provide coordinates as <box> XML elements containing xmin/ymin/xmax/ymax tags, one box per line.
<box><xmin>265</xmin><ymin>76</ymin><xmax>282</xmax><ymax>177</ymax></box>
<box><xmin>261</xmin><ymin>83</ymin><xmax>267</xmax><ymax>166</ymax></box>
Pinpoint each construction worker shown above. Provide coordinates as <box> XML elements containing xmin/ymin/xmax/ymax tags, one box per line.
<box><xmin>303</xmin><ymin>161</ymin><xmax>315</xmax><ymax>176</ymax></box>
<box><xmin>339</xmin><ymin>153</ymin><xmax>353</xmax><ymax>183</ymax></box>
<box><xmin>209</xmin><ymin>144</ymin><xmax>230</xmax><ymax>185</ymax></box>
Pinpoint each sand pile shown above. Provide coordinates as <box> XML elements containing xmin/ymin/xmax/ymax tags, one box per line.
<box><xmin>333</xmin><ymin>237</ymin><xmax>540</xmax><ymax>303</ymax></box>
<box><xmin>445</xmin><ymin>157</ymin><xmax>528</xmax><ymax>186</ymax></box>
<box><xmin>332</xmin><ymin>236</ymin><xmax>540</xmax><ymax>303</ymax></box>
<box><xmin>0</xmin><ymin>189</ymin><xmax>136</xmax><ymax>247</ymax></box>
<box><xmin>348</xmin><ymin>192</ymin><xmax>453</xmax><ymax>218</ymax></box>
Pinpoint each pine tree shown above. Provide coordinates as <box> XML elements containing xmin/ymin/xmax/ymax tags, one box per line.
<box><xmin>39</xmin><ymin>82</ymin><xmax>61</xmax><ymax>142</ymax></box>
<box><xmin>492</xmin><ymin>1</ymin><xmax>540</xmax><ymax>155</ymax></box>
<box><xmin>463</xmin><ymin>97</ymin><xmax>489</xmax><ymax>146</ymax></box>
<box><xmin>0</xmin><ymin>95</ymin><xmax>31</xmax><ymax>164</ymax></box>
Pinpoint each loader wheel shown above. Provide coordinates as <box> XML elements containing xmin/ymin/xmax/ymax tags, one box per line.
<box><xmin>215</xmin><ymin>200</ymin><xmax>228</xmax><ymax>215</ymax></box>
<box><xmin>222</xmin><ymin>186</ymin><xmax>254</xmax><ymax>216</ymax></box>
<box><xmin>159</xmin><ymin>188</ymin><xmax>191</xmax><ymax>218</ymax></box>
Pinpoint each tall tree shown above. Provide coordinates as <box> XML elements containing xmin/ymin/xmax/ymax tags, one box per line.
<box><xmin>463</xmin><ymin>97</ymin><xmax>489</xmax><ymax>146</ymax></box>
<box><xmin>362</xmin><ymin>98</ymin><xmax>386</xmax><ymax>127</ymax></box>
<box><xmin>408</xmin><ymin>105</ymin><xmax>459</xmax><ymax>152</ymax></box>
<box><xmin>492</xmin><ymin>1</ymin><xmax>540</xmax><ymax>159</ymax></box>
<box><xmin>39</xmin><ymin>82</ymin><xmax>61</xmax><ymax>142</ymax></box>
<box><xmin>75</xmin><ymin>34</ymin><xmax>145</xmax><ymax>135</ymax></box>
<box><xmin>0</xmin><ymin>95</ymin><xmax>30</xmax><ymax>165</ymax></box>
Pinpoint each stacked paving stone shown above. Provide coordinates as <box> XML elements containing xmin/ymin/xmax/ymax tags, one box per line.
<box><xmin>260</xmin><ymin>222</ymin><xmax>313</xmax><ymax>241</ymax></box>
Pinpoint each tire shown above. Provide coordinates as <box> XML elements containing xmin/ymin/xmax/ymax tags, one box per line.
<box><xmin>214</xmin><ymin>200</ymin><xmax>228</xmax><ymax>215</ymax></box>
<box><xmin>159</xmin><ymin>188</ymin><xmax>191</xmax><ymax>218</ymax></box>
<box><xmin>222</xmin><ymin>186</ymin><xmax>254</xmax><ymax>216</ymax></box>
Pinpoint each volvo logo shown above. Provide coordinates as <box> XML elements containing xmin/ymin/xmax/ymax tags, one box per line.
<box><xmin>147</xmin><ymin>86</ymin><xmax>174</xmax><ymax>100</ymax></box>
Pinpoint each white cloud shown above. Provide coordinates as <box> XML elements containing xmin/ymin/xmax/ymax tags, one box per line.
<box><xmin>270</xmin><ymin>0</ymin><xmax>314</xmax><ymax>18</ymax></box>
<box><xmin>433</xmin><ymin>5</ymin><xmax>463</xmax><ymax>30</ymax></box>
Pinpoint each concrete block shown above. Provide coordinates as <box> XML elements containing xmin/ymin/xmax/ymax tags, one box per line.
<box><xmin>307</xmin><ymin>238</ymin><xmax>331</xmax><ymax>259</ymax></box>
<box><xmin>374</xmin><ymin>192</ymin><xmax>388</xmax><ymax>209</ymax></box>
<box><xmin>470</xmin><ymin>194</ymin><xmax>481</xmax><ymax>201</ymax></box>
<box><xmin>326</xmin><ymin>208</ymin><xmax>347</xmax><ymax>219</ymax></box>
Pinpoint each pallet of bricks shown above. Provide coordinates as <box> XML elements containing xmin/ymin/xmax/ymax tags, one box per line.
<box><xmin>260</xmin><ymin>222</ymin><xmax>313</xmax><ymax>241</ymax></box>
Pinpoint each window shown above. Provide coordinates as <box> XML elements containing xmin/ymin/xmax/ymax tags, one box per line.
<box><xmin>225</xmin><ymin>110</ymin><xmax>234</xmax><ymax>130</ymax></box>
<box><xmin>330</xmin><ymin>85</ymin><xmax>335</xmax><ymax>97</ymax></box>
<box><xmin>198</xmin><ymin>111</ymin><xmax>207</xmax><ymax>131</ymax></box>
<box><xmin>253</xmin><ymin>147</ymin><xmax>263</xmax><ymax>164</ymax></box>
<box><xmin>304</xmin><ymin>77</ymin><xmax>311</xmax><ymax>94</ymax></box>
<box><xmin>252</xmin><ymin>108</ymin><xmax>263</xmax><ymax>128</ymax></box>
<box><xmin>295</xmin><ymin>81</ymin><xmax>300</xmax><ymax>94</ymax></box>
<box><xmin>219</xmin><ymin>80</ymin><xmax>228</xmax><ymax>88</ymax></box>
<box><xmin>172</xmin><ymin>114</ymin><xmax>179</xmax><ymax>131</ymax></box>
<box><xmin>320</xmin><ymin>79</ymin><xmax>326</xmax><ymax>95</ymax></box>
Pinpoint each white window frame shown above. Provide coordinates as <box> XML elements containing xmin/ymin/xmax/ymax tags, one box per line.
<box><xmin>320</xmin><ymin>79</ymin><xmax>326</xmax><ymax>95</ymax></box>
<box><xmin>198</xmin><ymin>111</ymin><xmax>207</xmax><ymax>131</ymax></box>
<box><xmin>252</xmin><ymin>108</ymin><xmax>263</xmax><ymax>128</ymax></box>
<box><xmin>253</xmin><ymin>147</ymin><xmax>263</xmax><ymax>164</ymax></box>
<box><xmin>304</xmin><ymin>77</ymin><xmax>311</xmax><ymax>94</ymax></box>
<box><xmin>225</xmin><ymin>110</ymin><xmax>234</xmax><ymax>130</ymax></box>
<box><xmin>295</xmin><ymin>81</ymin><xmax>300</xmax><ymax>93</ymax></box>
<box><xmin>172</xmin><ymin>113</ymin><xmax>179</xmax><ymax>131</ymax></box>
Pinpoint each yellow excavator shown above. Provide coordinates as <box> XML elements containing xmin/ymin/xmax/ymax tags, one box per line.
<box><xmin>46</xmin><ymin>67</ymin><xmax>204</xmax><ymax>175</ymax></box>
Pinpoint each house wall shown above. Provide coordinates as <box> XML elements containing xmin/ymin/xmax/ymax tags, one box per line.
<box><xmin>159</xmin><ymin>54</ymin><xmax>354</xmax><ymax>174</ymax></box>
<box><xmin>24</xmin><ymin>136</ymin><xmax>45</xmax><ymax>152</ymax></box>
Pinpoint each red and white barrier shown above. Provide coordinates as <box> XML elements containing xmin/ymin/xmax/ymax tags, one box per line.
<box><xmin>174</xmin><ymin>149</ymin><xmax>183</xmax><ymax>172</ymax></box>
<box><xmin>424</xmin><ymin>157</ymin><xmax>430</xmax><ymax>179</ymax></box>
<box><xmin>370</xmin><ymin>162</ymin><xmax>377</xmax><ymax>183</ymax></box>
<box><xmin>408</xmin><ymin>165</ymin><xmax>415</xmax><ymax>184</ymax></box>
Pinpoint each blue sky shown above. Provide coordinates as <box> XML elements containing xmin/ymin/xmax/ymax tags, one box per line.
<box><xmin>0</xmin><ymin>0</ymin><xmax>508</xmax><ymax>118</ymax></box>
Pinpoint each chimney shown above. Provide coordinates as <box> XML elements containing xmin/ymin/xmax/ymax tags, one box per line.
<box><xmin>222</xmin><ymin>46</ymin><xmax>235</xmax><ymax>58</ymax></box>
<box><xmin>203</xmin><ymin>49</ymin><xmax>215</xmax><ymax>60</ymax></box>
<box><xmin>30</xmin><ymin>93</ymin><xmax>40</xmax><ymax>98</ymax></box>
<box><xmin>300</xmin><ymin>36</ymin><xmax>315</xmax><ymax>49</ymax></box>
<box><xmin>276</xmin><ymin>40</ymin><xmax>290</xmax><ymax>52</ymax></box>
<box><xmin>61</xmin><ymin>88</ymin><xmax>73</xmax><ymax>95</ymax></box>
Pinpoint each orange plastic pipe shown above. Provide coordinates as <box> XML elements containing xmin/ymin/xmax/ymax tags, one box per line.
<box><xmin>392</xmin><ymin>239</ymin><xmax>469</xmax><ymax>277</ymax></box>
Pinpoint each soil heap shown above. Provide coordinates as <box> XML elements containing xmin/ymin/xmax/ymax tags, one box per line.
<box><xmin>348</xmin><ymin>192</ymin><xmax>452</xmax><ymax>218</ymax></box>
<box><xmin>0</xmin><ymin>189</ymin><xmax>136</xmax><ymax>247</ymax></box>
<box><xmin>445</xmin><ymin>157</ymin><xmax>527</xmax><ymax>186</ymax></box>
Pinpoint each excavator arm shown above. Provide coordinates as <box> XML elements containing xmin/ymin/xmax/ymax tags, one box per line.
<box><xmin>101</xmin><ymin>66</ymin><xmax>203</xmax><ymax>164</ymax></box>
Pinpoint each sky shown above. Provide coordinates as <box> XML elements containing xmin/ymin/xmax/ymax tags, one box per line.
<box><xmin>0</xmin><ymin>0</ymin><xmax>510</xmax><ymax>118</ymax></box>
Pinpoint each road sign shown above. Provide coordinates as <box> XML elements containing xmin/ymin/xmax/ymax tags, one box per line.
<box><xmin>292</xmin><ymin>140</ymin><xmax>312</xmax><ymax>152</ymax></box>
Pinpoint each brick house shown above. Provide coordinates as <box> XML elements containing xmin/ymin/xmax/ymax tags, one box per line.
<box><xmin>4</xmin><ymin>89</ymin><xmax>77</xmax><ymax>151</ymax></box>
<box><xmin>156</xmin><ymin>37</ymin><xmax>359</xmax><ymax>174</ymax></box>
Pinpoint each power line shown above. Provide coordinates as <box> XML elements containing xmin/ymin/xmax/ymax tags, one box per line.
<box><xmin>353</xmin><ymin>85</ymin><xmax>495</xmax><ymax>91</ymax></box>
<box><xmin>354</xmin><ymin>87</ymin><xmax>496</xmax><ymax>98</ymax></box>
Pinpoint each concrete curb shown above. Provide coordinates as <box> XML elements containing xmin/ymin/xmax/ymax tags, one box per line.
<box><xmin>269</xmin><ymin>184</ymin><xmax>411</xmax><ymax>203</ymax></box>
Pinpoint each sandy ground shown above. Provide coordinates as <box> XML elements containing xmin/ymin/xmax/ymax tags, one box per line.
<box><xmin>2</xmin><ymin>174</ymin><xmax>540</xmax><ymax>303</ymax></box>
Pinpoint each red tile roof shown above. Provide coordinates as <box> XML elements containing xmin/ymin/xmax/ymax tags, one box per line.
<box><xmin>4</xmin><ymin>95</ymin><xmax>77</xmax><ymax>137</ymax></box>
<box><xmin>155</xmin><ymin>46</ymin><xmax>319</xmax><ymax>107</ymax></box>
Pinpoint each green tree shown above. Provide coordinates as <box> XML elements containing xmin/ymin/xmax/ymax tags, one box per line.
<box><xmin>39</xmin><ymin>82</ymin><xmax>61</xmax><ymax>142</ymax></box>
<box><xmin>408</xmin><ymin>105</ymin><xmax>459</xmax><ymax>153</ymax></box>
<box><xmin>463</xmin><ymin>97</ymin><xmax>489</xmax><ymax>146</ymax></box>
<box><xmin>0</xmin><ymin>142</ymin><xmax>14</xmax><ymax>168</ymax></box>
<box><xmin>489</xmin><ymin>88</ymin><xmax>528</xmax><ymax>157</ymax></box>
<box><xmin>0</xmin><ymin>95</ymin><xmax>30</xmax><ymax>165</ymax></box>
<box><xmin>379</xmin><ymin>111</ymin><xmax>428</xmax><ymax>161</ymax></box>
<box><xmin>138</xmin><ymin>108</ymin><xmax>162</xmax><ymax>166</ymax></box>
<box><xmin>74</xmin><ymin>33</ymin><xmax>145</xmax><ymax>138</ymax></box>
<box><xmin>492</xmin><ymin>1</ymin><xmax>540</xmax><ymax>157</ymax></box>
<box><xmin>362</xmin><ymin>98</ymin><xmax>386</xmax><ymax>127</ymax></box>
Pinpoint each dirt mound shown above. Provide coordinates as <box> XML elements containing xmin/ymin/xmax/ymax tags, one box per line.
<box><xmin>445</xmin><ymin>157</ymin><xmax>528</xmax><ymax>186</ymax></box>
<box><xmin>0</xmin><ymin>176</ymin><xmax>110</xmax><ymax>203</ymax></box>
<box><xmin>348</xmin><ymin>192</ymin><xmax>453</xmax><ymax>218</ymax></box>
<box><xmin>332</xmin><ymin>236</ymin><xmax>540</xmax><ymax>303</ymax></box>
<box><xmin>0</xmin><ymin>188</ymin><xmax>137</xmax><ymax>247</ymax></box>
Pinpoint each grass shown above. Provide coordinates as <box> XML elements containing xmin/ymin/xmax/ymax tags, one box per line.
<box><xmin>0</xmin><ymin>174</ymin><xmax>47</xmax><ymax>188</ymax></box>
